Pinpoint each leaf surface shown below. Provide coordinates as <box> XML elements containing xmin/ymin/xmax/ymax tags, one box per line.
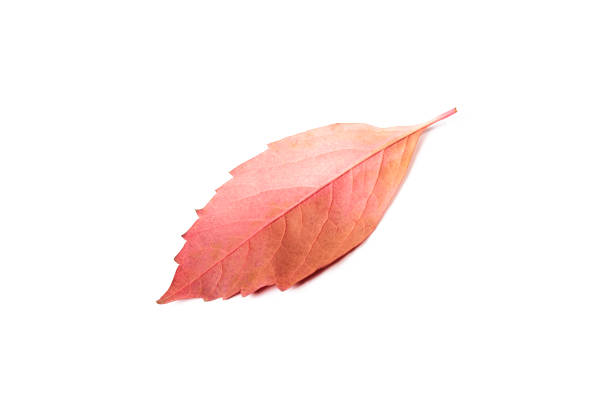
<box><xmin>158</xmin><ymin>109</ymin><xmax>456</xmax><ymax>303</ymax></box>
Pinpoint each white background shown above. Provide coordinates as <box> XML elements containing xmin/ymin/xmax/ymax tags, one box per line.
<box><xmin>1</xmin><ymin>1</ymin><xmax>611</xmax><ymax>407</ymax></box>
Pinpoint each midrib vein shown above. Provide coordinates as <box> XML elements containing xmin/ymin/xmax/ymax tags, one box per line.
<box><xmin>166</xmin><ymin>110</ymin><xmax>455</xmax><ymax>299</ymax></box>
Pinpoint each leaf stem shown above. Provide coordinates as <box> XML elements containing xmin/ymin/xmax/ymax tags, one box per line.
<box><xmin>423</xmin><ymin>107</ymin><xmax>457</xmax><ymax>128</ymax></box>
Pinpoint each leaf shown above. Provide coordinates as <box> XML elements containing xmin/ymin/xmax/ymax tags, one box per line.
<box><xmin>158</xmin><ymin>108</ymin><xmax>457</xmax><ymax>303</ymax></box>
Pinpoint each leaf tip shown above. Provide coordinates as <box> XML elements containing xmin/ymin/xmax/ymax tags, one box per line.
<box><xmin>156</xmin><ymin>289</ymin><xmax>175</xmax><ymax>304</ymax></box>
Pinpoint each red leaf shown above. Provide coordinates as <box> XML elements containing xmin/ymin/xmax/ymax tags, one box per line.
<box><xmin>158</xmin><ymin>108</ymin><xmax>457</xmax><ymax>303</ymax></box>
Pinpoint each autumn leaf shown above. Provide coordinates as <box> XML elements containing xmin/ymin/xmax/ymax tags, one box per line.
<box><xmin>158</xmin><ymin>108</ymin><xmax>457</xmax><ymax>303</ymax></box>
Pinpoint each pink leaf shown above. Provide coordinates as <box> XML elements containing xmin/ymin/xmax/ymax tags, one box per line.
<box><xmin>158</xmin><ymin>108</ymin><xmax>456</xmax><ymax>303</ymax></box>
